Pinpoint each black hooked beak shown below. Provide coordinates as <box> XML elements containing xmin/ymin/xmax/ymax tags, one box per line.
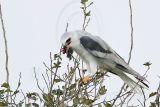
<box><xmin>60</xmin><ymin>38</ymin><xmax>71</xmax><ymax>54</ymax></box>
<box><xmin>60</xmin><ymin>38</ymin><xmax>73</xmax><ymax>60</ymax></box>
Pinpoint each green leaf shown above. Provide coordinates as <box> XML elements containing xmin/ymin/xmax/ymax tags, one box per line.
<box><xmin>68</xmin><ymin>90</ymin><xmax>76</xmax><ymax>96</ymax></box>
<box><xmin>32</xmin><ymin>103</ymin><xmax>39</xmax><ymax>107</ymax></box>
<box><xmin>42</xmin><ymin>94</ymin><xmax>50</xmax><ymax>102</ymax></box>
<box><xmin>54</xmin><ymin>78</ymin><xmax>62</xmax><ymax>83</ymax></box>
<box><xmin>150</xmin><ymin>102</ymin><xmax>156</xmax><ymax>107</ymax></box>
<box><xmin>85</xmin><ymin>11</ymin><xmax>91</xmax><ymax>16</ymax></box>
<box><xmin>31</xmin><ymin>96</ymin><xmax>37</xmax><ymax>101</ymax></box>
<box><xmin>95</xmin><ymin>72</ymin><xmax>105</xmax><ymax>79</ymax></box>
<box><xmin>54</xmin><ymin>54</ymin><xmax>62</xmax><ymax>60</ymax></box>
<box><xmin>0</xmin><ymin>90</ymin><xmax>5</xmax><ymax>94</ymax></box>
<box><xmin>104</xmin><ymin>102</ymin><xmax>111</xmax><ymax>107</ymax></box>
<box><xmin>67</xmin><ymin>83</ymin><xmax>76</xmax><ymax>91</ymax></box>
<box><xmin>81</xmin><ymin>0</ymin><xmax>88</xmax><ymax>4</ymax></box>
<box><xmin>149</xmin><ymin>92</ymin><xmax>157</xmax><ymax>98</ymax></box>
<box><xmin>1</xmin><ymin>82</ymin><xmax>10</xmax><ymax>88</ymax></box>
<box><xmin>0</xmin><ymin>101</ymin><xmax>7</xmax><ymax>106</ymax></box>
<box><xmin>99</xmin><ymin>86</ymin><xmax>107</xmax><ymax>95</ymax></box>
<box><xmin>26</xmin><ymin>103</ymin><xmax>32</xmax><ymax>107</ymax></box>
<box><xmin>98</xmin><ymin>104</ymin><xmax>102</xmax><ymax>107</ymax></box>
<box><xmin>5</xmin><ymin>88</ymin><xmax>13</xmax><ymax>93</ymax></box>
<box><xmin>13</xmin><ymin>90</ymin><xmax>19</xmax><ymax>95</ymax></box>
<box><xmin>54</xmin><ymin>54</ymin><xmax>58</xmax><ymax>60</ymax></box>
<box><xmin>81</xmin><ymin>98</ymin><xmax>95</xmax><ymax>105</ymax></box>
<box><xmin>31</xmin><ymin>92</ymin><xmax>38</xmax><ymax>96</ymax></box>
<box><xmin>52</xmin><ymin>89</ymin><xmax>63</xmax><ymax>95</ymax></box>
<box><xmin>26</xmin><ymin>92</ymin><xmax>38</xmax><ymax>101</ymax></box>
<box><xmin>80</xmin><ymin>7</ymin><xmax>84</xmax><ymax>9</ymax></box>
<box><xmin>143</xmin><ymin>62</ymin><xmax>152</xmax><ymax>66</ymax></box>
<box><xmin>18</xmin><ymin>101</ymin><xmax>24</xmax><ymax>107</ymax></box>
<box><xmin>73</xmin><ymin>98</ymin><xmax>79</xmax><ymax>105</ymax></box>
<box><xmin>53</xmin><ymin>61</ymin><xmax>61</xmax><ymax>68</ymax></box>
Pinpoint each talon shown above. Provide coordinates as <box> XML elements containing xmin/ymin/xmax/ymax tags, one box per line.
<box><xmin>79</xmin><ymin>75</ymin><xmax>92</xmax><ymax>85</ymax></box>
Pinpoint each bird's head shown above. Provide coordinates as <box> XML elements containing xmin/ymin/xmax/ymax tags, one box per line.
<box><xmin>61</xmin><ymin>32</ymin><xmax>72</xmax><ymax>54</ymax></box>
<box><xmin>60</xmin><ymin>32</ymin><xmax>76</xmax><ymax>59</ymax></box>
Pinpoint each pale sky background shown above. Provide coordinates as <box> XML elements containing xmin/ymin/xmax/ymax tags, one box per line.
<box><xmin>0</xmin><ymin>0</ymin><xmax>160</xmax><ymax>106</ymax></box>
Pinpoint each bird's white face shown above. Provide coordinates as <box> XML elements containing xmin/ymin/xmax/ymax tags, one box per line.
<box><xmin>60</xmin><ymin>32</ymin><xmax>72</xmax><ymax>54</ymax></box>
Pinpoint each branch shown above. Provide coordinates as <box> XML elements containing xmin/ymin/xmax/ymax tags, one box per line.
<box><xmin>0</xmin><ymin>1</ymin><xmax>9</xmax><ymax>83</ymax></box>
<box><xmin>33</xmin><ymin>67</ymin><xmax>44</xmax><ymax>93</ymax></box>
<box><xmin>81</xmin><ymin>1</ymin><xmax>93</xmax><ymax>31</ymax></box>
<box><xmin>128</xmin><ymin>0</ymin><xmax>134</xmax><ymax>64</ymax></box>
<box><xmin>0</xmin><ymin>2</ymin><xmax>10</xmax><ymax>103</ymax></box>
<box><xmin>65</xmin><ymin>22</ymin><xmax>69</xmax><ymax>32</ymax></box>
<box><xmin>111</xmin><ymin>84</ymin><xmax>125</xmax><ymax>106</ymax></box>
<box><xmin>156</xmin><ymin>83</ymin><xmax>160</xmax><ymax>107</ymax></box>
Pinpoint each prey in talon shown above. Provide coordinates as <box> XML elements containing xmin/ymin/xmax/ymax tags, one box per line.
<box><xmin>60</xmin><ymin>37</ymin><xmax>73</xmax><ymax>60</ymax></box>
<box><xmin>79</xmin><ymin>75</ymin><xmax>92</xmax><ymax>85</ymax></box>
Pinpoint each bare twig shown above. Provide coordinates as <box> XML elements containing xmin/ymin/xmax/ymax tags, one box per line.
<box><xmin>126</xmin><ymin>93</ymin><xmax>135</xmax><ymax>106</ymax></box>
<box><xmin>49</xmin><ymin>52</ymin><xmax>54</xmax><ymax>93</ymax></box>
<box><xmin>43</xmin><ymin>62</ymin><xmax>64</xmax><ymax>82</ymax></box>
<box><xmin>111</xmin><ymin>84</ymin><xmax>125</xmax><ymax>106</ymax></box>
<box><xmin>142</xmin><ymin>88</ymin><xmax>146</xmax><ymax>107</ymax></box>
<box><xmin>65</xmin><ymin>22</ymin><xmax>69</xmax><ymax>32</ymax></box>
<box><xmin>82</xmin><ymin>4</ymin><xmax>87</xmax><ymax>31</ymax></box>
<box><xmin>21</xmin><ymin>90</ymin><xmax>27</xmax><ymax>105</ymax></box>
<box><xmin>0</xmin><ymin>2</ymin><xmax>9</xmax><ymax>83</ymax></box>
<box><xmin>34</xmin><ymin>67</ymin><xmax>44</xmax><ymax>93</ymax></box>
<box><xmin>0</xmin><ymin>2</ymin><xmax>10</xmax><ymax>103</ymax></box>
<box><xmin>84</xmin><ymin>18</ymin><xmax>90</xmax><ymax>30</ymax></box>
<box><xmin>42</xmin><ymin>74</ymin><xmax>50</xmax><ymax>92</ymax></box>
<box><xmin>156</xmin><ymin>83</ymin><xmax>160</xmax><ymax>107</ymax></box>
<box><xmin>128</xmin><ymin>0</ymin><xmax>134</xmax><ymax>64</ymax></box>
<box><xmin>13</xmin><ymin>72</ymin><xmax>22</xmax><ymax>101</ymax></box>
<box><xmin>51</xmin><ymin>52</ymin><xmax>62</xmax><ymax>92</ymax></box>
<box><xmin>138</xmin><ymin>99</ymin><xmax>144</xmax><ymax>107</ymax></box>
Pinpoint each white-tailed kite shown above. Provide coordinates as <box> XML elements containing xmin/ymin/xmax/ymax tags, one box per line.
<box><xmin>60</xmin><ymin>30</ymin><xmax>148</xmax><ymax>93</ymax></box>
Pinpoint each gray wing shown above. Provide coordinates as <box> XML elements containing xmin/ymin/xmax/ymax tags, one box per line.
<box><xmin>79</xmin><ymin>35</ymin><xmax>145</xmax><ymax>81</ymax></box>
<box><xmin>80</xmin><ymin>35</ymin><xmax>126</xmax><ymax>64</ymax></box>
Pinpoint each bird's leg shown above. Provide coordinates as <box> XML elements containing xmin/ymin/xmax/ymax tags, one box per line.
<box><xmin>79</xmin><ymin>63</ymin><xmax>97</xmax><ymax>85</ymax></box>
<box><xmin>79</xmin><ymin>75</ymin><xmax>92</xmax><ymax>85</ymax></box>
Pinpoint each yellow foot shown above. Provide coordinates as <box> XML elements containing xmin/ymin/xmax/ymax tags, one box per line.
<box><xmin>79</xmin><ymin>75</ymin><xmax>92</xmax><ymax>85</ymax></box>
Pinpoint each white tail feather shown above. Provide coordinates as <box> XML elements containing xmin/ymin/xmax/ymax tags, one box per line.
<box><xmin>117</xmin><ymin>72</ymin><xmax>148</xmax><ymax>94</ymax></box>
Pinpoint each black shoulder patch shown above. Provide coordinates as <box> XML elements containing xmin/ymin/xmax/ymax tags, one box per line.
<box><xmin>80</xmin><ymin>36</ymin><xmax>111</xmax><ymax>53</ymax></box>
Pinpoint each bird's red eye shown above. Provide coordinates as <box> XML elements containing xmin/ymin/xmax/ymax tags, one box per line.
<box><xmin>66</xmin><ymin>38</ymin><xmax>71</xmax><ymax>43</ymax></box>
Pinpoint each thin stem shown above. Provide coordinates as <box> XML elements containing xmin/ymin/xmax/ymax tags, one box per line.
<box><xmin>65</xmin><ymin>22</ymin><xmax>69</xmax><ymax>32</ymax></box>
<box><xmin>0</xmin><ymin>2</ymin><xmax>9</xmax><ymax>83</ymax></box>
<box><xmin>34</xmin><ymin>67</ymin><xmax>44</xmax><ymax>93</ymax></box>
<box><xmin>128</xmin><ymin>0</ymin><xmax>134</xmax><ymax>64</ymax></box>
<box><xmin>0</xmin><ymin>2</ymin><xmax>10</xmax><ymax>103</ymax></box>
<box><xmin>111</xmin><ymin>84</ymin><xmax>125</xmax><ymax>106</ymax></box>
